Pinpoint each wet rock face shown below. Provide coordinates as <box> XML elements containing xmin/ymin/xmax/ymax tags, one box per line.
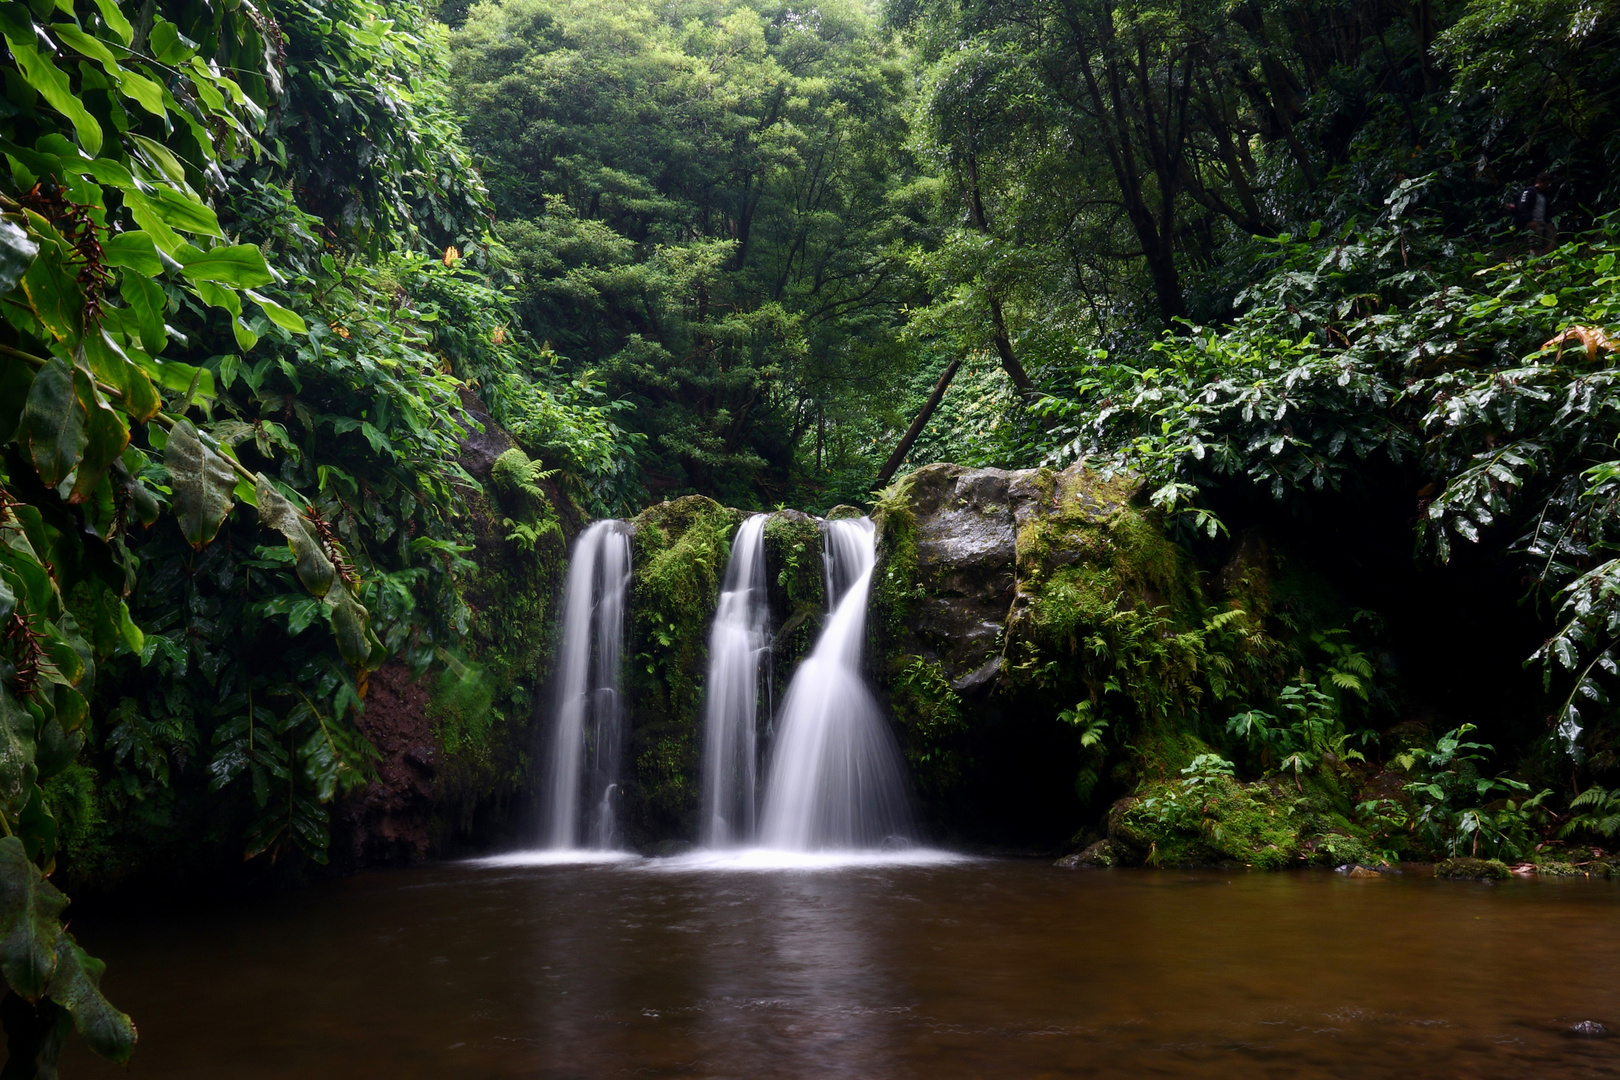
<box><xmin>904</xmin><ymin>465</ymin><xmax>1019</xmax><ymax>689</ymax></box>
<box><xmin>892</xmin><ymin>461</ymin><xmax>1144</xmax><ymax>692</ymax></box>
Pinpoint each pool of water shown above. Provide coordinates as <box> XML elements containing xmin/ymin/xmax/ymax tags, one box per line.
<box><xmin>66</xmin><ymin>855</ymin><xmax>1620</xmax><ymax>1077</ymax></box>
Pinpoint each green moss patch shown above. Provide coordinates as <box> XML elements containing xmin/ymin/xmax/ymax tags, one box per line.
<box><xmin>625</xmin><ymin>496</ymin><xmax>740</xmax><ymax>840</ymax></box>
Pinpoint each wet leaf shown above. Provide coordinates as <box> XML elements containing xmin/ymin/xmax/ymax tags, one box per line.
<box><xmin>5</xmin><ymin>40</ymin><xmax>101</xmax><ymax>155</ymax></box>
<box><xmin>18</xmin><ymin>357</ymin><xmax>87</xmax><ymax>489</ymax></box>
<box><xmin>21</xmin><ymin>242</ymin><xmax>84</xmax><ymax>342</ymax></box>
<box><xmin>244</xmin><ymin>289</ymin><xmax>308</xmax><ymax>333</ymax></box>
<box><xmin>178</xmin><ymin>244</ymin><xmax>273</xmax><ymax>288</ymax></box>
<box><xmin>163</xmin><ymin>419</ymin><xmax>236</xmax><ymax>549</ymax></box>
<box><xmin>103</xmin><ymin>232</ymin><xmax>163</xmax><ymax>277</ymax></box>
<box><xmin>45</xmin><ymin>936</ymin><xmax>135</xmax><ymax>1063</ymax></box>
<box><xmin>327</xmin><ymin>587</ymin><xmax>372</xmax><ymax>667</ymax></box>
<box><xmin>0</xmin><ymin>218</ymin><xmax>39</xmax><ymax>295</ymax></box>
<box><xmin>68</xmin><ymin>369</ymin><xmax>130</xmax><ymax>504</ymax></box>
<box><xmin>255</xmin><ymin>477</ymin><xmax>335</xmax><ymax>597</ymax></box>
<box><xmin>0</xmin><ymin>835</ymin><xmax>63</xmax><ymax>1002</ymax></box>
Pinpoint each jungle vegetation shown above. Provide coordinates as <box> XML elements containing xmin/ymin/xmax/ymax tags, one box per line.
<box><xmin>0</xmin><ymin>0</ymin><xmax>1618</xmax><ymax>1070</ymax></box>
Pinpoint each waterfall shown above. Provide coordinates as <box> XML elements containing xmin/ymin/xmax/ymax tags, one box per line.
<box><xmin>758</xmin><ymin>518</ymin><xmax>913</xmax><ymax>851</ymax></box>
<box><xmin>699</xmin><ymin>514</ymin><xmax>771</xmax><ymax>847</ymax></box>
<box><xmin>541</xmin><ymin>519</ymin><xmax>631</xmax><ymax>850</ymax></box>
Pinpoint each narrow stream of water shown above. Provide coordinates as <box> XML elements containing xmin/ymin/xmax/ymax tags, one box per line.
<box><xmin>66</xmin><ymin>861</ymin><xmax>1620</xmax><ymax>1078</ymax></box>
<box><xmin>758</xmin><ymin>518</ymin><xmax>913</xmax><ymax>850</ymax></box>
<box><xmin>541</xmin><ymin>519</ymin><xmax>631</xmax><ymax>849</ymax></box>
<box><xmin>699</xmin><ymin>513</ymin><xmax>769</xmax><ymax>847</ymax></box>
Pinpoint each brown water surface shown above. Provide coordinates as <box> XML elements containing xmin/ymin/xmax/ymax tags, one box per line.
<box><xmin>65</xmin><ymin>854</ymin><xmax>1620</xmax><ymax>1077</ymax></box>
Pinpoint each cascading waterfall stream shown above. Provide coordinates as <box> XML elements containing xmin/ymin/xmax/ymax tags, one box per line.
<box><xmin>698</xmin><ymin>514</ymin><xmax>770</xmax><ymax>847</ymax></box>
<box><xmin>541</xmin><ymin>519</ymin><xmax>631</xmax><ymax>850</ymax></box>
<box><xmin>758</xmin><ymin>518</ymin><xmax>913</xmax><ymax>851</ymax></box>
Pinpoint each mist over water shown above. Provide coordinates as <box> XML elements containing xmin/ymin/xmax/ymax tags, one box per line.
<box><xmin>699</xmin><ymin>514</ymin><xmax>770</xmax><ymax>847</ymax></box>
<box><xmin>541</xmin><ymin>519</ymin><xmax>631</xmax><ymax>850</ymax></box>
<box><xmin>758</xmin><ymin>518</ymin><xmax>913</xmax><ymax>851</ymax></box>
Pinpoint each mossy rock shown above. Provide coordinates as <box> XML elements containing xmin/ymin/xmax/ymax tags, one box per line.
<box><xmin>1434</xmin><ymin>857</ymin><xmax>1511</xmax><ymax>880</ymax></box>
<box><xmin>1531</xmin><ymin>861</ymin><xmax>1588</xmax><ymax>877</ymax></box>
<box><xmin>624</xmin><ymin>495</ymin><xmax>742</xmax><ymax>843</ymax></box>
<box><xmin>1055</xmin><ymin>839</ymin><xmax>1116</xmax><ymax>868</ymax></box>
<box><xmin>764</xmin><ymin>509</ymin><xmax>825</xmax><ymax>685</ymax></box>
<box><xmin>1105</xmin><ymin>763</ymin><xmax>1383</xmax><ymax>871</ymax></box>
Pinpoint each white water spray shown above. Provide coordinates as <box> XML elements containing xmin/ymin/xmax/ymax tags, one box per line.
<box><xmin>699</xmin><ymin>514</ymin><xmax>770</xmax><ymax>846</ymax></box>
<box><xmin>758</xmin><ymin>518</ymin><xmax>913</xmax><ymax>850</ymax></box>
<box><xmin>541</xmin><ymin>519</ymin><xmax>631</xmax><ymax>849</ymax></box>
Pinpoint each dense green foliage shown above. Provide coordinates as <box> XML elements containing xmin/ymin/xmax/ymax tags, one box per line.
<box><xmin>7</xmin><ymin>0</ymin><xmax>1620</xmax><ymax>1065</ymax></box>
<box><xmin>0</xmin><ymin>0</ymin><xmax>616</xmax><ymax>1067</ymax></box>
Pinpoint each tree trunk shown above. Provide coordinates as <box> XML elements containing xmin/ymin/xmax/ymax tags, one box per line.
<box><xmin>963</xmin><ymin>154</ymin><xmax>1036</xmax><ymax>393</ymax></box>
<box><xmin>875</xmin><ymin>356</ymin><xmax>964</xmax><ymax>488</ymax></box>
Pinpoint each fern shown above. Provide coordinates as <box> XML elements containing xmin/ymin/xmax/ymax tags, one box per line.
<box><xmin>1560</xmin><ymin>784</ymin><xmax>1620</xmax><ymax>840</ymax></box>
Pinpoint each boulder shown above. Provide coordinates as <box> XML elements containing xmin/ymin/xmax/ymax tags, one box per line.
<box><xmin>1434</xmin><ymin>857</ymin><xmax>1511</xmax><ymax>880</ymax></box>
<box><xmin>1055</xmin><ymin>839</ymin><xmax>1116</xmax><ymax>868</ymax></box>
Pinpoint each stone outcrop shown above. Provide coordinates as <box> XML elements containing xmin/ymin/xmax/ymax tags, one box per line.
<box><xmin>882</xmin><ymin>462</ymin><xmax>1149</xmax><ymax>696</ymax></box>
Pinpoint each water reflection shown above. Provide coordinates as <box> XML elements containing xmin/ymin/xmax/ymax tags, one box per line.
<box><xmin>63</xmin><ymin>861</ymin><xmax>1620</xmax><ymax>1079</ymax></box>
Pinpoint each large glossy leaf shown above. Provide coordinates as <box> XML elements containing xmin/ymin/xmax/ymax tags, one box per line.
<box><xmin>147</xmin><ymin>19</ymin><xmax>198</xmax><ymax>64</ymax></box>
<box><xmin>147</xmin><ymin>186</ymin><xmax>223</xmax><ymax>239</ymax></box>
<box><xmin>0</xmin><ymin>217</ymin><xmax>39</xmax><ymax>295</ymax></box>
<box><xmin>21</xmin><ymin>238</ymin><xmax>84</xmax><ymax>343</ymax></box>
<box><xmin>118</xmin><ymin>270</ymin><xmax>168</xmax><ymax>354</ymax></box>
<box><xmin>244</xmin><ymin>289</ymin><xmax>308</xmax><ymax>333</ymax></box>
<box><xmin>89</xmin><ymin>0</ymin><xmax>131</xmax><ymax>45</ymax></box>
<box><xmin>45</xmin><ymin>936</ymin><xmax>135</xmax><ymax>1063</ymax></box>
<box><xmin>0</xmin><ymin>834</ymin><xmax>62</xmax><ymax>1003</ymax></box>
<box><xmin>67</xmin><ymin>370</ymin><xmax>129</xmax><ymax>504</ymax></box>
<box><xmin>117</xmin><ymin>68</ymin><xmax>166</xmax><ymax>116</ymax></box>
<box><xmin>256</xmin><ymin>478</ymin><xmax>336</xmax><ymax>597</ymax></box>
<box><xmin>0</xmin><ymin>690</ymin><xmax>37</xmax><ymax>821</ymax></box>
<box><xmin>327</xmin><ymin>587</ymin><xmax>372</xmax><ymax>668</ymax></box>
<box><xmin>163</xmin><ymin>420</ymin><xmax>236</xmax><ymax>549</ymax></box>
<box><xmin>178</xmin><ymin>244</ymin><xmax>273</xmax><ymax>288</ymax></box>
<box><xmin>51</xmin><ymin>23</ymin><xmax>120</xmax><ymax>76</ymax></box>
<box><xmin>18</xmin><ymin>357</ymin><xmax>87</xmax><ymax>489</ymax></box>
<box><xmin>102</xmin><ymin>232</ymin><xmax>163</xmax><ymax>277</ymax></box>
<box><xmin>5</xmin><ymin>40</ymin><xmax>102</xmax><ymax>155</ymax></box>
<box><xmin>118</xmin><ymin>189</ymin><xmax>184</xmax><ymax>254</ymax></box>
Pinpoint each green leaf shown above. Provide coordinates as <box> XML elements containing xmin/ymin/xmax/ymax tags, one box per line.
<box><xmin>51</xmin><ymin>22</ymin><xmax>120</xmax><ymax>75</ymax></box>
<box><xmin>327</xmin><ymin>586</ymin><xmax>372</xmax><ymax>667</ymax></box>
<box><xmin>118</xmin><ymin>269</ymin><xmax>168</xmax><ymax>353</ymax></box>
<box><xmin>21</xmin><ymin>238</ymin><xmax>84</xmax><ymax>342</ymax></box>
<box><xmin>255</xmin><ymin>477</ymin><xmax>336</xmax><ymax>597</ymax></box>
<box><xmin>0</xmin><ymin>217</ymin><xmax>39</xmax><ymax>295</ymax></box>
<box><xmin>103</xmin><ymin>231</ymin><xmax>163</xmax><ymax>277</ymax></box>
<box><xmin>147</xmin><ymin>18</ymin><xmax>197</xmax><ymax>64</ymax></box>
<box><xmin>148</xmin><ymin>185</ymin><xmax>222</xmax><ymax>238</ymax></box>
<box><xmin>0</xmin><ymin>834</ymin><xmax>63</xmax><ymax>1001</ymax></box>
<box><xmin>127</xmin><ymin>132</ymin><xmax>192</xmax><ymax>191</ymax></box>
<box><xmin>116</xmin><ymin>67</ymin><xmax>165</xmax><ymax>116</ymax></box>
<box><xmin>45</xmin><ymin>936</ymin><xmax>135</xmax><ymax>1063</ymax></box>
<box><xmin>192</xmin><ymin>277</ymin><xmax>241</xmax><ymax>318</ymax></box>
<box><xmin>244</xmin><ymin>289</ymin><xmax>307</xmax><ymax>333</ymax></box>
<box><xmin>0</xmin><ymin>690</ymin><xmax>37</xmax><ymax>822</ymax></box>
<box><xmin>89</xmin><ymin>0</ymin><xmax>131</xmax><ymax>44</ymax></box>
<box><xmin>18</xmin><ymin>357</ymin><xmax>87</xmax><ymax>489</ymax></box>
<box><xmin>163</xmin><ymin>419</ymin><xmax>236</xmax><ymax>549</ymax></box>
<box><xmin>5</xmin><ymin>40</ymin><xmax>102</xmax><ymax>155</ymax></box>
<box><xmin>178</xmin><ymin>244</ymin><xmax>273</xmax><ymax>288</ymax></box>
<box><xmin>118</xmin><ymin>189</ymin><xmax>184</xmax><ymax>254</ymax></box>
<box><xmin>84</xmin><ymin>0</ymin><xmax>130</xmax><ymax>46</ymax></box>
<box><xmin>130</xmin><ymin>352</ymin><xmax>213</xmax><ymax>397</ymax></box>
<box><xmin>116</xmin><ymin>600</ymin><xmax>143</xmax><ymax>653</ymax></box>
<box><xmin>67</xmin><ymin>370</ymin><xmax>129</xmax><ymax>504</ymax></box>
